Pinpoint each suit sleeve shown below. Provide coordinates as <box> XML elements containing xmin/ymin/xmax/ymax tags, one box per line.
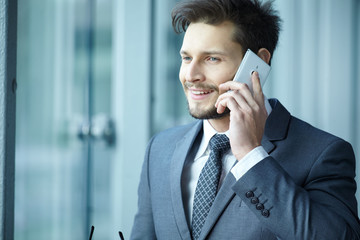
<box><xmin>130</xmin><ymin>137</ymin><xmax>156</xmax><ymax>240</ymax></box>
<box><xmin>232</xmin><ymin>139</ymin><xmax>360</xmax><ymax>239</ymax></box>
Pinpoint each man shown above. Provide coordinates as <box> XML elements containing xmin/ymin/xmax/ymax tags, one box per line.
<box><xmin>130</xmin><ymin>0</ymin><xmax>360</xmax><ymax>239</ymax></box>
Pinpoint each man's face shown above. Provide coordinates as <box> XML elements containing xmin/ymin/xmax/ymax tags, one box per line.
<box><xmin>179</xmin><ymin>21</ymin><xmax>243</xmax><ymax>119</ymax></box>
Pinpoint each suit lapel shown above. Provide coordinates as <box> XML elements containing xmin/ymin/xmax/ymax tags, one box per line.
<box><xmin>261</xmin><ymin>136</ymin><xmax>275</xmax><ymax>154</ymax></box>
<box><xmin>262</xmin><ymin>98</ymin><xmax>291</xmax><ymax>153</ymax></box>
<box><xmin>170</xmin><ymin>121</ymin><xmax>203</xmax><ymax>240</ymax></box>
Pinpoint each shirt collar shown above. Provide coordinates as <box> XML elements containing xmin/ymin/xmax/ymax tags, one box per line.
<box><xmin>193</xmin><ymin>96</ymin><xmax>272</xmax><ymax>161</ymax></box>
<box><xmin>194</xmin><ymin>120</ymin><xmax>226</xmax><ymax>161</ymax></box>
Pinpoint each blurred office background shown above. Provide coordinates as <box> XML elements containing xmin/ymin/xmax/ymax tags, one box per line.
<box><xmin>15</xmin><ymin>0</ymin><xmax>359</xmax><ymax>239</ymax></box>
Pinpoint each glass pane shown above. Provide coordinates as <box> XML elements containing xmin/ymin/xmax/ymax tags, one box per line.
<box><xmin>88</xmin><ymin>0</ymin><xmax>114</xmax><ymax>239</ymax></box>
<box><xmin>14</xmin><ymin>0</ymin><xmax>115</xmax><ymax>239</ymax></box>
<box><xmin>151</xmin><ymin>0</ymin><xmax>192</xmax><ymax>135</ymax></box>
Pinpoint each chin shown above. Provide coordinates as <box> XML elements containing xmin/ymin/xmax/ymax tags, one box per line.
<box><xmin>188</xmin><ymin>105</ymin><xmax>230</xmax><ymax>120</ymax></box>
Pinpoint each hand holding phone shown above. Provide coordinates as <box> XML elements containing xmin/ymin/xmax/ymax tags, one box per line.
<box><xmin>232</xmin><ymin>49</ymin><xmax>271</xmax><ymax>92</ymax></box>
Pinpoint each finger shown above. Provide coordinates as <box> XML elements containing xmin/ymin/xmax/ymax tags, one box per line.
<box><xmin>216</xmin><ymin>90</ymin><xmax>236</xmax><ymax>108</ymax></box>
<box><xmin>216</xmin><ymin>93</ymin><xmax>239</xmax><ymax>113</ymax></box>
<box><xmin>251</xmin><ymin>71</ymin><xmax>264</xmax><ymax>103</ymax></box>
<box><xmin>220</xmin><ymin>81</ymin><xmax>259</xmax><ymax>107</ymax></box>
<box><xmin>216</xmin><ymin>87</ymin><xmax>256</xmax><ymax>113</ymax></box>
<box><xmin>216</xmin><ymin>98</ymin><xmax>228</xmax><ymax>114</ymax></box>
<box><xmin>251</xmin><ymin>71</ymin><xmax>261</xmax><ymax>93</ymax></box>
<box><xmin>215</xmin><ymin>88</ymin><xmax>240</xmax><ymax>108</ymax></box>
<box><xmin>216</xmin><ymin>91</ymin><xmax>255</xmax><ymax>117</ymax></box>
<box><xmin>217</xmin><ymin>96</ymin><xmax>243</xmax><ymax>114</ymax></box>
<box><xmin>219</xmin><ymin>81</ymin><xmax>250</xmax><ymax>92</ymax></box>
<box><xmin>218</xmin><ymin>90</ymin><xmax>253</xmax><ymax>111</ymax></box>
<box><xmin>218</xmin><ymin>81</ymin><xmax>254</xmax><ymax>104</ymax></box>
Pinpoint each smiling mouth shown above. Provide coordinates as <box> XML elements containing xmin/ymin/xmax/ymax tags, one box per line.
<box><xmin>190</xmin><ymin>89</ymin><xmax>214</xmax><ymax>95</ymax></box>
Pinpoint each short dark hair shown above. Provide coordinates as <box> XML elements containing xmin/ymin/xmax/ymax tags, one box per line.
<box><xmin>171</xmin><ymin>0</ymin><xmax>281</xmax><ymax>60</ymax></box>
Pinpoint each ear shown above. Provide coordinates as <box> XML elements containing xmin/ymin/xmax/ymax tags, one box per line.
<box><xmin>257</xmin><ymin>48</ymin><xmax>271</xmax><ymax>64</ymax></box>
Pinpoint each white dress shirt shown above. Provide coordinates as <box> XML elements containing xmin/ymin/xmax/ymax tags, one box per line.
<box><xmin>181</xmin><ymin>98</ymin><xmax>272</xmax><ymax>225</ymax></box>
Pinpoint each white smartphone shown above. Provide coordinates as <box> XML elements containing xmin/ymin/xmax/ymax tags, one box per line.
<box><xmin>233</xmin><ymin>49</ymin><xmax>271</xmax><ymax>92</ymax></box>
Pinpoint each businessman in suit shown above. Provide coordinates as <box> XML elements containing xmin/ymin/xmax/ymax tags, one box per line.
<box><xmin>130</xmin><ymin>0</ymin><xmax>360</xmax><ymax>239</ymax></box>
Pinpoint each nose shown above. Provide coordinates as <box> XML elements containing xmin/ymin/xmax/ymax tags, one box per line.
<box><xmin>185</xmin><ymin>61</ymin><xmax>205</xmax><ymax>83</ymax></box>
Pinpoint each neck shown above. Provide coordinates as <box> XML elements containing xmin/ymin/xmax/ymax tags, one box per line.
<box><xmin>208</xmin><ymin>115</ymin><xmax>230</xmax><ymax>133</ymax></box>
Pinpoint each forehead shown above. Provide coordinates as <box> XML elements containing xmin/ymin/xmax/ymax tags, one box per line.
<box><xmin>181</xmin><ymin>21</ymin><xmax>242</xmax><ymax>54</ymax></box>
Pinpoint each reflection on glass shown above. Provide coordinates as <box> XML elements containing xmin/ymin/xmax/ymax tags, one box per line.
<box><xmin>15</xmin><ymin>0</ymin><xmax>194</xmax><ymax>239</ymax></box>
<box><xmin>151</xmin><ymin>0</ymin><xmax>192</xmax><ymax>135</ymax></box>
<box><xmin>15</xmin><ymin>0</ymin><xmax>113</xmax><ymax>239</ymax></box>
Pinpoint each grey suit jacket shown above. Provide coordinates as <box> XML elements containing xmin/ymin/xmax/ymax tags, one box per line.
<box><xmin>130</xmin><ymin>99</ymin><xmax>360</xmax><ymax>240</ymax></box>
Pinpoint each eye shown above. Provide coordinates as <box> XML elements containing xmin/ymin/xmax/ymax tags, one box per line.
<box><xmin>207</xmin><ymin>56</ymin><xmax>220</xmax><ymax>62</ymax></box>
<box><xmin>181</xmin><ymin>56</ymin><xmax>192</xmax><ymax>62</ymax></box>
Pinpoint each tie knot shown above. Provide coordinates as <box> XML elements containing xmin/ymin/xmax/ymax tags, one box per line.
<box><xmin>209</xmin><ymin>134</ymin><xmax>230</xmax><ymax>155</ymax></box>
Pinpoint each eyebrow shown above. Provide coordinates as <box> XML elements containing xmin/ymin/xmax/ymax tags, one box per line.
<box><xmin>180</xmin><ymin>50</ymin><xmax>228</xmax><ymax>56</ymax></box>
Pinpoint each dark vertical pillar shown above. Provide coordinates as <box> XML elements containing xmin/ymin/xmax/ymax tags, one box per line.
<box><xmin>0</xmin><ymin>0</ymin><xmax>17</xmax><ymax>239</ymax></box>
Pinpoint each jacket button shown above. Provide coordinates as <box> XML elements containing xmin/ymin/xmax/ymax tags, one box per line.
<box><xmin>251</xmin><ymin>197</ymin><xmax>259</xmax><ymax>204</ymax></box>
<box><xmin>261</xmin><ymin>209</ymin><xmax>270</xmax><ymax>218</ymax></box>
<box><xmin>245</xmin><ymin>191</ymin><xmax>254</xmax><ymax>198</ymax></box>
<box><xmin>256</xmin><ymin>203</ymin><xmax>264</xmax><ymax>210</ymax></box>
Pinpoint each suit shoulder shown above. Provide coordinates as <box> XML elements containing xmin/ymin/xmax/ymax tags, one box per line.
<box><xmin>286</xmin><ymin>116</ymin><xmax>356</xmax><ymax>165</ymax></box>
<box><xmin>270</xmin><ymin>98</ymin><xmax>347</xmax><ymax>145</ymax></box>
<box><xmin>289</xmin><ymin>116</ymin><xmax>347</xmax><ymax>145</ymax></box>
<box><xmin>268</xmin><ymin>99</ymin><xmax>350</xmax><ymax>148</ymax></box>
<box><xmin>144</xmin><ymin>120</ymin><xmax>202</xmax><ymax>164</ymax></box>
<box><xmin>151</xmin><ymin>120</ymin><xmax>201</xmax><ymax>145</ymax></box>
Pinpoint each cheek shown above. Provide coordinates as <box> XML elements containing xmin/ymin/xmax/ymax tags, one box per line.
<box><xmin>212</xmin><ymin>67</ymin><xmax>236</xmax><ymax>84</ymax></box>
<box><xmin>211</xmin><ymin>73</ymin><xmax>230</xmax><ymax>86</ymax></box>
<box><xmin>179</xmin><ymin>65</ymin><xmax>185</xmax><ymax>84</ymax></box>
